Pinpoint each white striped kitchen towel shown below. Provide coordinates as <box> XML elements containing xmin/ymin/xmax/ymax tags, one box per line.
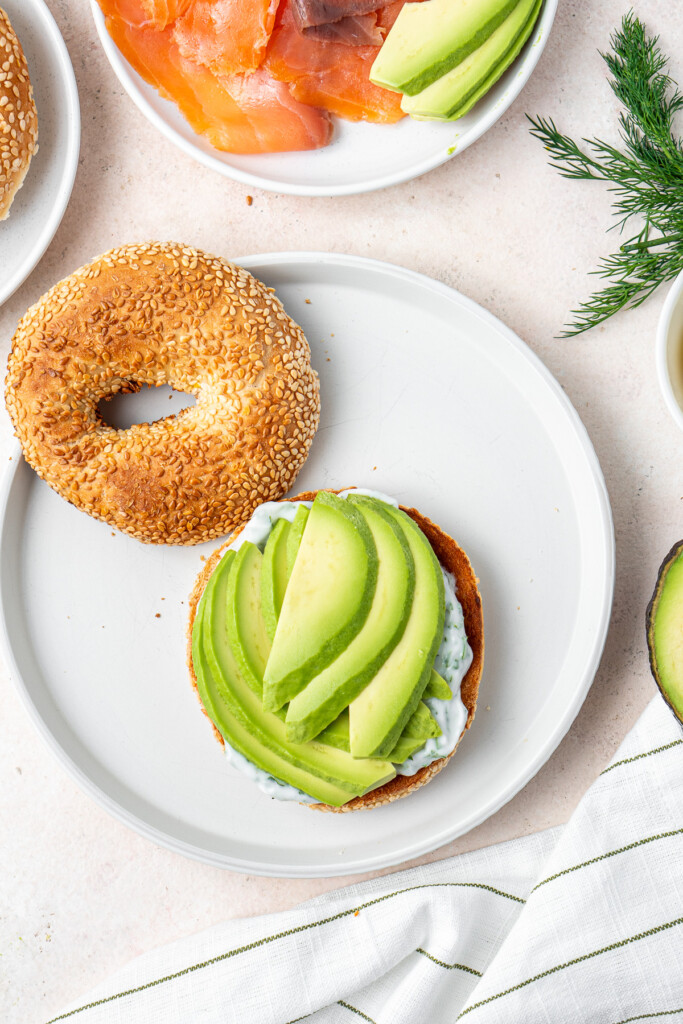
<box><xmin>48</xmin><ymin>695</ymin><xmax>683</xmax><ymax>1024</ymax></box>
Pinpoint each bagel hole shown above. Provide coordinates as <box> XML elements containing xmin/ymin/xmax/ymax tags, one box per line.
<box><xmin>97</xmin><ymin>384</ymin><xmax>196</xmax><ymax>430</ymax></box>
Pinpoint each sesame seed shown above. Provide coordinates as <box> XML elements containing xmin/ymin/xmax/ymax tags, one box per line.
<box><xmin>0</xmin><ymin>10</ymin><xmax>37</xmax><ymax>220</ymax></box>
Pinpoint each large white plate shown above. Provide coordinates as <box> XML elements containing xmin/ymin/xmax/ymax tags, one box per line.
<box><xmin>0</xmin><ymin>0</ymin><xmax>80</xmax><ymax>305</ymax></box>
<box><xmin>0</xmin><ymin>253</ymin><xmax>613</xmax><ymax>877</ymax></box>
<box><xmin>90</xmin><ymin>0</ymin><xmax>557</xmax><ymax>197</ymax></box>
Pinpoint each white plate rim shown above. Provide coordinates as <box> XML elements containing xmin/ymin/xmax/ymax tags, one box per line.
<box><xmin>0</xmin><ymin>0</ymin><xmax>81</xmax><ymax>306</ymax></box>
<box><xmin>0</xmin><ymin>252</ymin><xmax>615</xmax><ymax>876</ymax></box>
<box><xmin>89</xmin><ymin>0</ymin><xmax>558</xmax><ymax>197</ymax></box>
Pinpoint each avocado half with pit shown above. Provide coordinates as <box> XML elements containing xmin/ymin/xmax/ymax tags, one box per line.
<box><xmin>647</xmin><ymin>541</ymin><xmax>683</xmax><ymax>725</ymax></box>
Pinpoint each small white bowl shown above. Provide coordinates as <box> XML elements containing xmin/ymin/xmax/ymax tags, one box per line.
<box><xmin>657</xmin><ymin>270</ymin><xmax>683</xmax><ymax>431</ymax></box>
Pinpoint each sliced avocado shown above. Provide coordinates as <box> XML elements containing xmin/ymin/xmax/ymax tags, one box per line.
<box><xmin>317</xmin><ymin>709</ymin><xmax>350</xmax><ymax>751</ymax></box>
<box><xmin>647</xmin><ymin>540</ymin><xmax>683</xmax><ymax>725</ymax></box>
<box><xmin>261</xmin><ymin>518</ymin><xmax>291</xmax><ymax>642</ymax></box>
<box><xmin>317</xmin><ymin>698</ymin><xmax>440</xmax><ymax>762</ymax></box>
<box><xmin>386</xmin><ymin>702</ymin><xmax>442</xmax><ymax>763</ymax></box>
<box><xmin>349</xmin><ymin>500</ymin><xmax>445</xmax><ymax>760</ymax></box>
<box><xmin>285</xmin><ymin>498</ymin><xmax>415</xmax><ymax>744</ymax></box>
<box><xmin>423</xmin><ymin>668</ymin><xmax>453</xmax><ymax>701</ymax></box>
<box><xmin>226</xmin><ymin>542</ymin><xmax>271</xmax><ymax>697</ymax></box>
<box><xmin>202</xmin><ymin>549</ymin><xmax>394</xmax><ymax>802</ymax></box>
<box><xmin>402</xmin><ymin>0</ymin><xmax>542</xmax><ymax>120</ymax></box>
<box><xmin>192</xmin><ymin>582</ymin><xmax>355</xmax><ymax>807</ymax></box>
<box><xmin>263</xmin><ymin>491</ymin><xmax>378</xmax><ymax>712</ymax></box>
<box><xmin>370</xmin><ymin>0</ymin><xmax>521</xmax><ymax>96</ymax></box>
<box><xmin>286</xmin><ymin>504</ymin><xmax>309</xmax><ymax>577</ymax></box>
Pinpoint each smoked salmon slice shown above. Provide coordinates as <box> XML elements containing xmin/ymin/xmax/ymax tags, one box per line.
<box><xmin>102</xmin><ymin>9</ymin><xmax>332</xmax><ymax>153</ymax></box>
<box><xmin>173</xmin><ymin>0</ymin><xmax>281</xmax><ymax>76</ymax></box>
<box><xmin>98</xmin><ymin>0</ymin><xmax>423</xmax><ymax>151</ymax></box>
<box><xmin>376</xmin><ymin>0</ymin><xmax>411</xmax><ymax>32</ymax></box>
<box><xmin>265</xmin><ymin>0</ymin><xmax>404</xmax><ymax>123</ymax></box>
<box><xmin>306</xmin><ymin>14</ymin><xmax>383</xmax><ymax>46</ymax></box>
<box><xmin>291</xmin><ymin>0</ymin><xmax>388</xmax><ymax>31</ymax></box>
<box><xmin>98</xmin><ymin>0</ymin><xmax>191</xmax><ymax>28</ymax></box>
<box><xmin>141</xmin><ymin>0</ymin><xmax>192</xmax><ymax>28</ymax></box>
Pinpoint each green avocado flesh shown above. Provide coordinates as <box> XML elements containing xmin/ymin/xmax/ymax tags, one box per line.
<box><xmin>348</xmin><ymin>499</ymin><xmax>445</xmax><ymax>760</ymax></box>
<box><xmin>227</xmin><ymin>542</ymin><xmax>271</xmax><ymax>696</ymax></box>
<box><xmin>387</xmin><ymin>702</ymin><xmax>442</xmax><ymax>763</ymax></box>
<box><xmin>261</xmin><ymin>518</ymin><xmax>291</xmax><ymax>642</ymax></box>
<box><xmin>401</xmin><ymin>0</ymin><xmax>541</xmax><ymax>120</ymax></box>
<box><xmin>195</xmin><ymin>550</ymin><xmax>395</xmax><ymax>805</ymax></box>
<box><xmin>193</xmin><ymin>591</ymin><xmax>354</xmax><ymax>807</ymax></box>
<box><xmin>317</xmin><ymin>698</ymin><xmax>441</xmax><ymax>764</ymax></box>
<box><xmin>647</xmin><ymin>541</ymin><xmax>683</xmax><ymax>725</ymax></box>
<box><xmin>263</xmin><ymin>492</ymin><xmax>378</xmax><ymax>712</ymax></box>
<box><xmin>370</xmin><ymin>0</ymin><xmax>521</xmax><ymax>96</ymax></box>
<box><xmin>423</xmin><ymin>669</ymin><xmax>452</xmax><ymax>701</ymax></box>
<box><xmin>286</xmin><ymin>504</ymin><xmax>309</xmax><ymax>577</ymax></box>
<box><xmin>285</xmin><ymin>499</ymin><xmax>416</xmax><ymax>744</ymax></box>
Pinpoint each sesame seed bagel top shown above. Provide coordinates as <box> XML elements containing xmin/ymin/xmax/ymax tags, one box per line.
<box><xmin>0</xmin><ymin>8</ymin><xmax>38</xmax><ymax>220</ymax></box>
<box><xmin>5</xmin><ymin>242</ymin><xmax>321</xmax><ymax>544</ymax></box>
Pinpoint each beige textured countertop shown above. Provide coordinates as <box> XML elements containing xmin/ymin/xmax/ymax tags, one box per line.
<box><xmin>2</xmin><ymin>1</ymin><xmax>682</xmax><ymax>1020</ymax></box>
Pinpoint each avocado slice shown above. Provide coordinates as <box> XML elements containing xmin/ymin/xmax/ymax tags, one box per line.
<box><xmin>316</xmin><ymin>699</ymin><xmax>440</xmax><ymax>762</ymax></box>
<box><xmin>201</xmin><ymin>548</ymin><xmax>394</xmax><ymax>801</ymax></box>
<box><xmin>285</xmin><ymin>498</ymin><xmax>415</xmax><ymax>744</ymax></box>
<box><xmin>348</xmin><ymin>499</ymin><xmax>445</xmax><ymax>759</ymax></box>
<box><xmin>647</xmin><ymin>540</ymin><xmax>683</xmax><ymax>725</ymax></box>
<box><xmin>261</xmin><ymin>518</ymin><xmax>291</xmax><ymax>642</ymax></box>
<box><xmin>401</xmin><ymin>0</ymin><xmax>542</xmax><ymax>121</ymax></box>
<box><xmin>423</xmin><ymin>669</ymin><xmax>453</xmax><ymax>701</ymax></box>
<box><xmin>192</xmin><ymin>579</ymin><xmax>356</xmax><ymax>807</ymax></box>
<box><xmin>386</xmin><ymin>702</ymin><xmax>442</xmax><ymax>763</ymax></box>
<box><xmin>317</xmin><ymin>709</ymin><xmax>350</xmax><ymax>751</ymax></box>
<box><xmin>286</xmin><ymin>504</ymin><xmax>309</xmax><ymax>577</ymax></box>
<box><xmin>226</xmin><ymin>542</ymin><xmax>271</xmax><ymax>697</ymax></box>
<box><xmin>263</xmin><ymin>491</ymin><xmax>378</xmax><ymax>712</ymax></box>
<box><xmin>370</xmin><ymin>0</ymin><xmax>521</xmax><ymax>96</ymax></box>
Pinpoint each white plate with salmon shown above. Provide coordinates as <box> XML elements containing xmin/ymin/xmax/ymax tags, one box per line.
<box><xmin>91</xmin><ymin>0</ymin><xmax>557</xmax><ymax>196</ymax></box>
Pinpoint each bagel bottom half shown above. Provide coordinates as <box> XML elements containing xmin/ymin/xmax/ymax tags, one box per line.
<box><xmin>186</xmin><ymin>490</ymin><xmax>484</xmax><ymax>812</ymax></box>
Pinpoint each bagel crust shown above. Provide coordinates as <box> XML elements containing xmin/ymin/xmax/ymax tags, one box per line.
<box><xmin>186</xmin><ymin>490</ymin><xmax>484</xmax><ymax>812</ymax></box>
<box><xmin>0</xmin><ymin>9</ymin><xmax>38</xmax><ymax>220</ymax></box>
<box><xmin>6</xmin><ymin>243</ymin><xmax>320</xmax><ymax>544</ymax></box>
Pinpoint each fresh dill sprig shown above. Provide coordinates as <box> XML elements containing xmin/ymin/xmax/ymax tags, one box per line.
<box><xmin>528</xmin><ymin>11</ymin><xmax>683</xmax><ymax>337</ymax></box>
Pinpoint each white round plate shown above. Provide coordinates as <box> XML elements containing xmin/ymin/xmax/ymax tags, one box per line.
<box><xmin>90</xmin><ymin>0</ymin><xmax>557</xmax><ymax>197</ymax></box>
<box><xmin>0</xmin><ymin>0</ymin><xmax>80</xmax><ymax>305</ymax></box>
<box><xmin>0</xmin><ymin>253</ymin><xmax>613</xmax><ymax>877</ymax></box>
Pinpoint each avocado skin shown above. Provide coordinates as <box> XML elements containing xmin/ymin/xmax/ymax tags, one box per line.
<box><xmin>647</xmin><ymin>540</ymin><xmax>683</xmax><ymax>727</ymax></box>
